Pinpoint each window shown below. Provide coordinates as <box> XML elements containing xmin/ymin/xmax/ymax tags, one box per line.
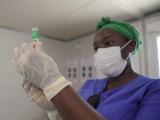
<box><xmin>157</xmin><ymin>36</ymin><xmax>160</xmax><ymax>75</ymax></box>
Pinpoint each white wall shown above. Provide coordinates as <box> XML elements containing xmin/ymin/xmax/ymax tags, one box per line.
<box><xmin>64</xmin><ymin>34</ymin><xmax>97</xmax><ymax>91</ymax></box>
<box><xmin>145</xmin><ymin>32</ymin><xmax>159</xmax><ymax>77</ymax></box>
<box><xmin>131</xmin><ymin>20</ymin><xmax>147</xmax><ymax>75</ymax></box>
<box><xmin>145</xmin><ymin>14</ymin><xmax>160</xmax><ymax>78</ymax></box>
<box><xmin>0</xmin><ymin>28</ymin><xmax>65</xmax><ymax>120</ymax></box>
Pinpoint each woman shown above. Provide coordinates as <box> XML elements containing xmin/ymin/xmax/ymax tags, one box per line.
<box><xmin>13</xmin><ymin>17</ymin><xmax>160</xmax><ymax>120</ymax></box>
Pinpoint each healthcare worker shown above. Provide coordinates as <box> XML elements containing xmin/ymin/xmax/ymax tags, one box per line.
<box><xmin>13</xmin><ymin>17</ymin><xmax>160</xmax><ymax>120</ymax></box>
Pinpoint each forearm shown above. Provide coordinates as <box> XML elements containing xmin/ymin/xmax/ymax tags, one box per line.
<box><xmin>51</xmin><ymin>86</ymin><xmax>106</xmax><ymax>120</ymax></box>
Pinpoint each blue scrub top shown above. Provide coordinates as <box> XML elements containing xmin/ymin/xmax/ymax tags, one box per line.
<box><xmin>79</xmin><ymin>75</ymin><xmax>160</xmax><ymax>120</ymax></box>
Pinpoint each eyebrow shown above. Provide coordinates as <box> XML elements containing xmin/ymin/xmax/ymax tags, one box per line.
<box><xmin>103</xmin><ymin>35</ymin><xmax>112</xmax><ymax>39</ymax></box>
<box><xmin>93</xmin><ymin>34</ymin><xmax>113</xmax><ymax>46</ymax></box>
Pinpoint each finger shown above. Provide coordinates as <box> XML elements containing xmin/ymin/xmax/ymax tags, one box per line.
<box><xmin>14</xmin><ymin>47</ymin><xmax>20</xmax><ymax>58</ymax></box>
<box><xmin>13</xmin><ymin>47</ymin><xmax>20</xmax><ymax>65</ymax></box>
<box><xmin>23</xmin><ymin>80</ymin><xmax>32</xmax><ymax>90</ymax></box>
<box><xmin>16</xmin><ymin>65</ymin><xmax>26</xmax><ymax>77</ymax></box>
<box><xmin>29</xmin><ymin>86</ymin><xmax>42</xmax><ymax>102</ymax></box>
<box><xmin>30</xmin><ymin>86</ymin><xmax>40</xmax><ymax>97</ymax></box>
<box><xmin>19</xmin><ymin>43</ymin><xmax>32</xmax><ymax>55</ymax></box>
<box><xmin>23</xmin><ymin>80</ymin><xmax>32</xmax><ymax>93</ymax></box>
<box><xmin>32</xmin><ymin>41</ymin><xmax>42</xmax><ymax>50</ymax></box>
<box><xmin>22</xmin><ymin>79</ymin><xmax>28</xmax><ymax>87</ymax></box>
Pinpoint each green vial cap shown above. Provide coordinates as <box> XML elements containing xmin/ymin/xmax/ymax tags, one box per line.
<box><xmin>32</xmin><ymin>27</ymin><xmax>39</xmax><ymax>41</ymax></box>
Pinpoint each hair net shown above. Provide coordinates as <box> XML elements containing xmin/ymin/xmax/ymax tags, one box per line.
<box><xmin>96</xmin><ymin>17</ymin><xmax>142</xmax><ymax>53</ymax></box>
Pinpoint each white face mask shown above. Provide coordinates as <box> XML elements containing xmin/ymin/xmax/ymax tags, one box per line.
<box><xmin>94</xmin><ymin>41</ymin><xmax>131</xmax><ymax>78</ymax></box>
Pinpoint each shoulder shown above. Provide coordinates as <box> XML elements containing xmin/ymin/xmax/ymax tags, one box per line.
<box><xmin>78</xmin><ymin>78</ymin><xmax>108</xmax><ymax>100</ymax></box>
<box><xmin>79</xmin><ymin>79</ymin><xmax>100</xmax><ymax>90</ymax></box>
<box><xmin>146</xmin><ymin>78</ymin><xmax>160</xmax><ymax>92</ymax></box>
<box><xmin>135</xmin><ymin>78</ymin><xmax>160</xmax><ymax>119</ymax></box>
<box><xmin>140</xmin><ymin>75</ymin><xmax>160</xmax><ymax>90</ymax></box>
<box><xmin>141</xmin><ymin>76</ymin><xmax>160</xmax><ymax>102</ymax></box>
<box><xmin>79</xmin><ymin>77</ymin><xmax>108</xmax><ymax>91</ymax></box>
<box><xmin>136</xmin><ymin>75</ymin><xmax>160</xmax><ymax>87</ymax></box>
<box><xmin>139</xmin><ymin>75</ymin><xmax>160</xmax><ymax>92</ymax></box>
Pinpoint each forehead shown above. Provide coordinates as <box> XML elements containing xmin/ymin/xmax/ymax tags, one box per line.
<box><xmin>94</xmin><ymin>28</ymin><xmax>126</xmax><ymax>43</ymax></box>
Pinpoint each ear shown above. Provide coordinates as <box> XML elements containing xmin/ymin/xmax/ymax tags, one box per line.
<box><xmin>129</xmin><ymin>41</ymin><xmax>136</xmax><ymax>53</ymax></box>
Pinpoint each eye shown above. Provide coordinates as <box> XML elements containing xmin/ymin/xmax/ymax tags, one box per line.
<box><xmin>104</xmin><ymin>41</ymin><xmax>114</xmax><ymax>46</ymax></box>
<box><xmin>93</xmin><ymin>42</ymin><xmax>98</xmax><ymax>52</ymax></box>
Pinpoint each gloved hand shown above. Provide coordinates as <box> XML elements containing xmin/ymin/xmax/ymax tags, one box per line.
<box><xmin>22</xmin><ymin>79</ymin><xmax>55</xmax><ymax>111</ymax></box>
<box><xmin>47</xmin><ymin>111</ymin><xmax>62</xmax><ymax>120</ymax></box>
<box><xmin>23</xmin><ymin>79</ymin><xmax>62</xmax><ymax>120</ymax></box>
<box><xmin>13</xmin><ymin>42</ymin><xmax>71</xmax><ymax>100</ymax></box>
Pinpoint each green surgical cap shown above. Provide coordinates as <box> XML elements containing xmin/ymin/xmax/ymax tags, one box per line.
<box><xmin>96</xmin><ymin>17</ymin><xmax>142</xmax><ymax>53</ymax></box>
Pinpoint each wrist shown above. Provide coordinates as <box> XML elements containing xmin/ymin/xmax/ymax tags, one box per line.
<box><xmin>43</xmin><ymin>76</ymin><xmax>72</xmax><ymax>100</ymax></box>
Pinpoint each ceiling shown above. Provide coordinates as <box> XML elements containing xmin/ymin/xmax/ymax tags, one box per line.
<box><xmin>0</xmin><ymin>0</ymin><xmax>159</xmax><ymax>41</ymax></box>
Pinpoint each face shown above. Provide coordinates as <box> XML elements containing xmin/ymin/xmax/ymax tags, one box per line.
<box><xmin>93</xmin><ymin>28</ymin><xmax>136</xmax><ymax>59</ymax></box>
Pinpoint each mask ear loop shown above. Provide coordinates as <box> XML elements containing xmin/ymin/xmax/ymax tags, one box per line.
<box><xmin>125</xmin><ymin>52</ymin><xmax>132</xmax><ymax>61</ymax></box>
<box><xmin>120</xmin><ymin>40</ymin><xmax>132</xmax><ymax>60</ymax></box>
<box><xmin>120</xmin><ymin>40</ymin><xmax>132</xmax><ymax>50</ymax></box>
